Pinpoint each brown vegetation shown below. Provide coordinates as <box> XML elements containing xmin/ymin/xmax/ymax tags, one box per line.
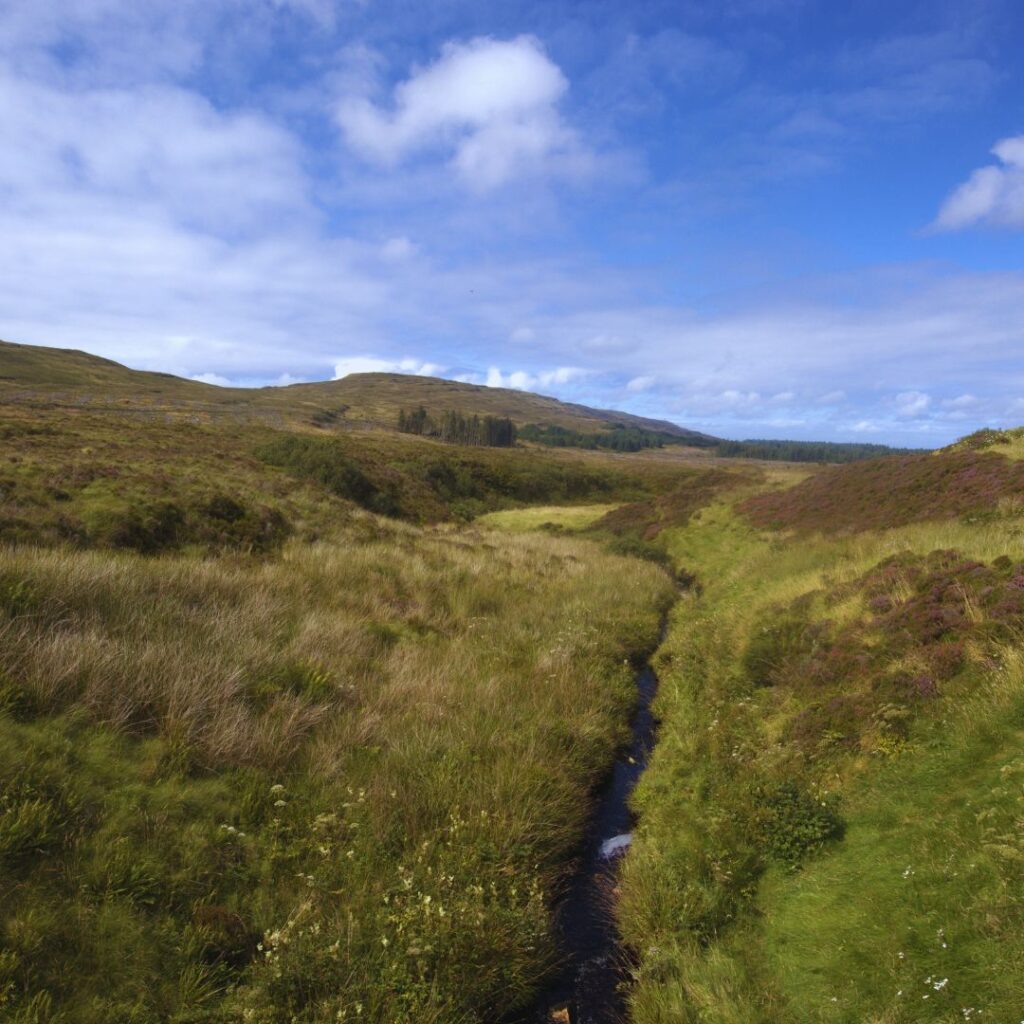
<box><xmin>741</xmin><ymin>448</ymin><xmax>1024</xmax><ymax>533</ymax></box>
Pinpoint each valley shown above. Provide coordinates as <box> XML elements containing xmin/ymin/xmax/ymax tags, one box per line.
<box><xmin>1</xmin><ymin>341</ymin><xmax>1023</xmax><ymax>1023</ymax></box>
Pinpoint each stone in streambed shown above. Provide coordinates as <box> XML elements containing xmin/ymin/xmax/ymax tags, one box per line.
<box><xmin>599</xmin><ymin>833</ymin><xmax>632</xmax><ymax>859</ymax></box>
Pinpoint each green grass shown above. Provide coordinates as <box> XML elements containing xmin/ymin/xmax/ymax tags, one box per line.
<box><xmin>0</xmin><ymin>526</ymin><xmax>676</xmax><ymax>1023</ymax></box>
<box><xmin>5</xmin><ymin>336</ymin><xmax>1024</xmax><ymax>1023</ymax></box>
<box><xmin>616</xmin><ymin>487</ymin><xmax>1024</xmax><ymax>1024</ymax></box>
<box><xmin>0</xmin><ymin>402</ymin><xmax>718</xmax><ymax>550</ymax></box>
<box><xmin>760</xmin><ymin>690</ymin><xmax>1024</xmax><ymax>1021</ymax></box>
<box><xmin>476</xmin><ymin>503</ymin><xmax>619</xmax><ymax>532</ymax></box>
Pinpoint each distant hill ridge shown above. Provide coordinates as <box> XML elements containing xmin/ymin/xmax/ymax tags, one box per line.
<box><xmin>0</xmin><ymin>337</ymin><xmax>917</xmax><ymax>462</ymax></box>
<box><xmin>0</xmin><ymin>338</ymin><xmax>712</xmax><ymax>440</ymax></box>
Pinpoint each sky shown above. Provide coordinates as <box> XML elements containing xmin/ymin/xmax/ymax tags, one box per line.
<box><xmin>1</xmin><ymin>0</ymin><xmax>1023</xmax><ymax>445</ymax></box>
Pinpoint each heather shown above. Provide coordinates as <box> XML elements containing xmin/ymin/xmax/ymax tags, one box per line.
<box><xmin>741</xmin><ymin>448</ymin><xmax>1024</xmax><ymax>534</ymax></box>
<box><xmin>0</xmin><ymin>404</ymin><xmax>702</xmax><ymax>550</ymax></box>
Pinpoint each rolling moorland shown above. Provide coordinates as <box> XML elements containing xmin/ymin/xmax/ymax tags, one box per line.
<box><xmin>1</xmin><ymin>338</ymin><xmax>1023</xmax><ymax>1023</ymax></box>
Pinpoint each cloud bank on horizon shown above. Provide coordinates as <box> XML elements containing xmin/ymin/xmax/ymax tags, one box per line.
<box><xmin>1</xmin><ymin>0</ymin><xmax>1023</xmax><ymax>446</ymax></box>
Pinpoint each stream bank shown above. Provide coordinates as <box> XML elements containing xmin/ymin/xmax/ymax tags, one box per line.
<box><xmin>522</xmin><ymin>653</ymin><xmax>663</xmax><ymax>1024</ymax></box>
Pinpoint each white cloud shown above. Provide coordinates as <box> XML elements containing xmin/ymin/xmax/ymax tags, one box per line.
<box><xmin>0</xmin><ymin>71</ymin><xmax>307</xmax><ymax>234</ymax></box>
<box><xmin>942</xmin><ymin>393</ymin><xmax>977</xmax><ymax>409</ymax></box>
<box><xmin>333</xmin><ymin>356</ymin><xmax>445</xmax><ymax>379</ymax></box>
<box><xmin>626</xmin><ymin>375</ymin><xmax>655</xmax><ymax>392</ymax></box>
<box><xmin>816</xmin><ymin>389</ymin><xmax>846</xmax><ymax>404</ymax></box>
<box><xmin>191</xmin><ymin>371</ymin><xmax>232</xmax><ymax>386</ymax></box>
<box><xmin>483</xmin><ymin>365</ymin><xmax>589</xmax><ymax>391</ymax></box>
<box><xmin>933</xmin><ymin>135</ymin><xmax>1024</xmax><ymax>230</ymax></box>
<box><xmin>851</xmin><ymin>419</ymin><xmax>883</xmax><ymax>433</ymax></box>
<box><xmin>336</xmin><ymin>36</ymin><xmax>589</xmax><ymax>189</ymax></box>
<box><xmin>893</xmin><ymin>390</ymin><xmax>931</xmax><ymax>417</ymax></box>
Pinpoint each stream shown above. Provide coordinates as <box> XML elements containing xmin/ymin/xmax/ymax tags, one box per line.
<box><xmin>522</xmin><ymin>658</ymin><xmax>661</xmax><ymax>1024</ymax></box>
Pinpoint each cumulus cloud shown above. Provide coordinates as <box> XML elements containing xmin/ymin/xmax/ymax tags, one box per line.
<box><xmin>336</xmin><ymin>36</ymin><xmax>588</xmax><ymax>188</ymax></box>
<box><xmin>191</xmin><ymin>371</ymin><xmax>233</xmax><ymax>386</ymax></box>
<box><xmin>943</xmin><ymin>393</ymin><xmax>978</xmax><ymax>409</ymax></box>
<box><xmin>933</xmin><ymin>135</ymin><xmax>1024</xmax><ymax>230</ymax></box>
<box><xmin>333</xmin><ymin>356</ymin><xmax>445</xmax><ymax>379</ymax></box>
<box><xmin>482</xmin><ymin>365</ymin><xmax>589</xmax><ymax>391</ymax></box>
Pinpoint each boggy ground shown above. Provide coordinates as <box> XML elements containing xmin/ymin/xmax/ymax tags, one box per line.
<box><xmin>615</xmin><ymin>440</ymin><xmax>1024</xmax><ymax>1023</ymax></box>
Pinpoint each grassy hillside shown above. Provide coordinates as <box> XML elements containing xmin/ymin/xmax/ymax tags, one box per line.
<box><xmin>0</xmin><ymin>339</ymin><xmax>711</xmax><ymax>441</ymax></box>
<box><xmin>607</xmin><ymin>444</ymin><xmax>1024</xmax><ymax>1023</ymax></box>
<box><xmin>0</xmin><ymin>396</ymin><xmax>724</xmax><ymax>552</ymax></box>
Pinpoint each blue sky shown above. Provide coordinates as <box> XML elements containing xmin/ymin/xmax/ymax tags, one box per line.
<box><xmin>1</xmin><ymin>0</ymin><xmax>1023</xmax><ymax>445</ymax></box>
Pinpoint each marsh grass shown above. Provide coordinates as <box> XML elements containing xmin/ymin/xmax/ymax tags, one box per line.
<box><xmin>0</xmin><ymin>519</ymin><xmax>674</xmax><ymax>1023</ymax></box>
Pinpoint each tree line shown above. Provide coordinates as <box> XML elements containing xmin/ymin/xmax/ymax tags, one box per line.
<box><xmin>518</xmin><ymin>423</ymin><xmax>677</xmax><ymax>452</ymax></box>
<box><xmin>397</xmin><ymin>407</ymin><xmax>517</xmax><ymax>447</ymax></box>
<box><xmin>708</xmin><ymin>439</ymin><xmax>918</xmax><ymax>462</ymax></box>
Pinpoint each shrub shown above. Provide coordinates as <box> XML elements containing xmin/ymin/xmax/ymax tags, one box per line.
<box><xmin>82</xmin><ymin>499</ymin><xmax>184</xmax><ymax>553</ymax></box>
<box><xmin>753</xmin><ymin>782</ymin><xmax>845</xmax><ymax>868</ymax></box>
<box><xmin>741</xmin><ymin>614</ymin><xmax>820</xmax><ymax>687</ymax></box>
<box><xmin>257</xmin><ymin>435</ymin><xmax>401</xmax><ymax>517</ymax></box>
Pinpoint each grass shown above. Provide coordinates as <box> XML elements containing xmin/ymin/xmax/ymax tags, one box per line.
<box><xmin>615</xmin><ymin>469</ymin><xmax>1024</xmax><ymax>1024</ymax></box>
<box><xmin>5</xmin><ymin>338</ymin><xmax>1023</xmax><ymax>1022</ymax></box>
<box><xmin>0</xmin><ymin>403</ymin><xmax>712</xmax><ymax>550</ymax></box>
<box><xmin>476</xmin><ymin>504</ymin><xmax>621</xmax><ymax>532</ymax></box>
<box><xmin>0</xmin><ymin>523</ymin><xmax>676</xmax><ymax>1023</ymax></box>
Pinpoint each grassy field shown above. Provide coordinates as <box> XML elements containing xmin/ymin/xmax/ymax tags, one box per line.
<box><xmin>477</xmin><ymin>503</ymin><xmax>622</xmax><ymax>532</ymax></box>
<box><xmin>615</xmin><ymin>445</ymin><xmax>1024</xmax><ymax>1023</ymax></box>
<box><xmin>0</xmin><ymin>342</ymin><xmax>721</xmax><ymax>1023</ymax></box>
<box><xmin>0</xmin><ymin>401</ymin><xmax>718</xmax><ymax>550</ymax></box>
<box><xmin>4</xmin><ymin>338</ymin><xmax>1022</xmax><ymax>1023</ymax></box>
<box><xmin>0</xmin><ymin>519</ymin><xmax>677</xmax><ymax>1023</ymax></box>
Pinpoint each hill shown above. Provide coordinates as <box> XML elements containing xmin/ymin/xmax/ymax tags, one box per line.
<box><xmin>0</xmin><ymin>338</ymin><xmax>712</xmax><ymax>442</ymax></box>
<box><xmin>0</xmin><ymin>339</ymin><xmax>918</xmax><ymax>463</ymax></box>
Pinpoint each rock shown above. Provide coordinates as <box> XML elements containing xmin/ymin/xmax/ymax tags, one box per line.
<box><xmin>549</xmin><ymin>1008</ymin><xmax>571</xmax><ymax>1023</ymax></box>
<box><xmin>599</xmin><ymin>833</ymin><xmax>632</xmax><ymax>859</ymax></box>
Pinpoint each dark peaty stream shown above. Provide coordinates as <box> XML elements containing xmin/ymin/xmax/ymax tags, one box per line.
<box><xmin>519</xmin><ymin>661</ymin><xmax>661</xmax><ymax>1024</ymax></box>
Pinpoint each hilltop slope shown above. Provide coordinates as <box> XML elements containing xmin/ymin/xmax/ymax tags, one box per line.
<box><xmin>0</xmin><ymin>338</ymin><xmax>713</xmax><ymax>441</ymax></box>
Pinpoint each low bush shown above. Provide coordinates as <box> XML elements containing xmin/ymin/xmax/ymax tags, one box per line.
<box><xmin>753</xmin><ymin>782</ymin><xmax>845</xmax><ymax>868</ymax></box>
